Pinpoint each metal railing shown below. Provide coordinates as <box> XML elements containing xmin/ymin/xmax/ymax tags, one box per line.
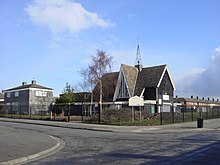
<box><xmin>1</xmin><ymin>103</ymin><xmax>220</xmax><ymax>125</ymax></box>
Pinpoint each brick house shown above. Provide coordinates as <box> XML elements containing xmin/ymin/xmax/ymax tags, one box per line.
<box><xmin>174</xmin><ymin>96</ymin><xmax>220</xmax><ymax>112</ymax></box>
<box><xmin>3</xmin><ymin>80</ymin><xmax>53</xmax><ymax>115</ymax></box>
<box><xmin>0</xmin><ymin>93</ymin><xmax>4</xmax><ymax>104</ymax></box>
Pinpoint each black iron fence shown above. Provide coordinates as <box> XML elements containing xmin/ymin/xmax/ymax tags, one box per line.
<box><xmin>0</xmin><ymin>104</ymin><xmax>51</xmax><ymax>120</ymax></box>
<box><xmin>0</xmin><ymin>103</ymin><xmax>220</xmax><ymax>125</ymax></box>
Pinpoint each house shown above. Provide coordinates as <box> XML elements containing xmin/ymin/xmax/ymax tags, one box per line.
<box><xmin>2</xmin><ymin>80</ymin><xmax>53</xmax><ymax>115</ymax></box>
<box><xmin>174</xmin><ymin>96</ymin><xmax>220</xmax><ymax>112</ymax></box>
<box><xmin>93</xmin><ymin>46</ymin><xmax>175</xmax><ymax>114</ymax></box>
<box><xmin>0</xmin><ymin>93</ymin><xmax>4</xmax><ymax>104</ymax></box>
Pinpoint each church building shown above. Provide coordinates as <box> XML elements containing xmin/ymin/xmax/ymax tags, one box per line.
<box><xmin>93</xmin><ymin>45</ymin><xmax>176</xmax><ymax>113</ymax></box>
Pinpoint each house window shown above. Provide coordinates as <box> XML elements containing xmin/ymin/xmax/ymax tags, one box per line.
<box><xmin>7</xmin><ymin>92</ymin><xmax>11</xmax><ymax>98</ymax></box>
<box><xmin>12</xmin><ymin>102</ymin><xmax>18</xmax><ymax>111</ymax></box>
<box><xmin>15</xmin><ymin>91</ymin><xmax>19</xmax><ymax>97</ymax></box>
<box><xmin>36</xmin><ymin>91</ymin><xmax>47</xmax><ymax>97</ymax></box>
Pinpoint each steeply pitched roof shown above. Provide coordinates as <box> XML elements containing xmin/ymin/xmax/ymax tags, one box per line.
<box><xmin>4</xmin><ymin>83</ymin><xmax>53</xmax><ymax>92</ymax></box>
<box><xmin>121</xmin><ymin>64</ymin><xmax>138</xmax><ymax>96</ymax></box>
<box><xmin>93</xmin><ymin>72</ymin><xmax>119</xmax><ymax>102</ymax></box>
<box><xmin>134</xmin><ymin>64</ymin><xmax>167</xmax><ymax>96</ymax></box>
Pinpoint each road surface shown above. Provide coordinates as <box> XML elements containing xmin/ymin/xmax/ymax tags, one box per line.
<box><xmin>0</xmin><ymin>119</ymin><xmax>220</xmax><ymax>164</ymax></box>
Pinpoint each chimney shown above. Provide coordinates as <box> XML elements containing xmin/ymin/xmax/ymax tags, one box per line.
<box><xmin>32</xmin><ymin>80</ymin><xmax>36</xmax><ymax>84</ymax></box>
<box><xmin>22</xmin><ymin>82</ymin><xmax>27</xmax><ymax>86</ymax></box>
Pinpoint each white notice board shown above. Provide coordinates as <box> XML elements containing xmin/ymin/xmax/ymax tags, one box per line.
<box><xmin>129</xmin><ymin>96</ymin><xmax>144</xmax><ymax>106</ymax></box>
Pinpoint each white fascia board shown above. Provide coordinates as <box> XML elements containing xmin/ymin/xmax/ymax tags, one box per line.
<box><xmin>157</xmin><ymin>66</ymin><xmax>166</xmax><ymax>88</ymax></box>
<box><xmin>166</xmin><ymin>66</ymin><xmax>176</xmax><ymax>90</ymax></box>
<box><xmin>4</xmin><ymin>88</ymin><xmax>30</xmax><ymax>93</ymax></box>
<box><xmin>114</xmin><ymin>101</ymin><xmax>128</xmax><ymax>104</ymax></box>
<box><xmin>29</xmin><ymin>88</ymin><xmax>53</xmax><ymax>92</ymax></box>
<box><xmin>163</xmin><ymin>102</ymin><xmax>172</xmax><ymax>106</ymax></box>
<box><xmin>113</xmin><ymin>65</ymin><xmax>131</xmax><ymax>101</ymax></box>
<box><xmin>157</xmin><ymin>65</ymin><xmax>176</xmax><ymax>90</ymax></box>
<box><xmin>113</xmin><ymin>67</ymin><xmax>123</xmax><ymax>101</ymax></box>
<box><xmin>144</xmin><ymin>100</ymin><xmax>157</xmax><ymax>104</ymax></box>
<box><xmin>140</xmin><ymin>88</ymin><xmax>145</xmax><ymax>98</ymax></box>
<box><xmin>174</xmin><ymin>103</ymin><xmax>182</xmax><ymax>106</ymax></box>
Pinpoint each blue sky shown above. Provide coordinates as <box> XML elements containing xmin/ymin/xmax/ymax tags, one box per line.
<box><xmin>0</xmin><ymin>0</ymin><xmax>220</xmax><ymax>98</ymax></box>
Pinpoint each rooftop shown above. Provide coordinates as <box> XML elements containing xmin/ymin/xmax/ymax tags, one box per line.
<box><xmin>3</xmin><ymin>80</ymin><xmax>53</xmax><ymax>92</ymax></box>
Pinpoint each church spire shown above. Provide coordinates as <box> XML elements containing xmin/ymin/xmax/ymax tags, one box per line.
<box><xmin>135</xmin><ymin>44</ymin><xmax>143</xmax><ymax>71</ymax></box>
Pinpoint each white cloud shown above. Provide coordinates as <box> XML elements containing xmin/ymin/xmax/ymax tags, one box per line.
<box><xmin>25</xmin><ymin>0</ymin><xmax>114</xmax><ymax>35</ymax></box>
<box><xmin>211</xmin><ymin>46</ymin><xmax>220</xmax><ymax>66</ymax></box>
<box><xmin>175</xmin><ymin>46</ymin><xmax>220</xmax><ymax>98</ymax></box>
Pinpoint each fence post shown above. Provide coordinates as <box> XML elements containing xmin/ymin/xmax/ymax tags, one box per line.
<box><xmin>54</xmin><ymin>105</ymin><xmax>56</xmax><ymax>120</ymax></box>
<box><xmin>206</xmin><ymin>107</ymin><xmax>208</xmax><ymax>120</ymax></box>
<box><xmin>68</xmin><ymin>103</ymin><xmax>70</xmax><ymax>122</ymax></box>
<box><xmin>199</xmin><ymin>108</ymin><xmax>202</xmax><ymax>118</ymax></box>
<box><xmin>132</xmin><ymin>106</ymin><xmax>134</xmax><ymax>123</ymax></box>
<box><xmin>171</xmin><ymin>105</ymin><xmax>174</xmax><ymax>123</ymax></box>
<box><xmin>4</xmin><ymin>105</ymin><xmax>7</xmax><ymax>117</ymax></box>
<box><xmin>41</xmin><ymin>109</ymin><xmax>43</xmax><ymax>120</ymax></box>
<box><xmin>30</xmin><ymin>106</ymin><xmax>32</xmax><ymax>119</ymax></box>
<box><xmin>10</xmin><ymin>105</ymin><xmax>13</xmax><ymax>118</ymax></box>
<box><xmin>191</xmin><ymin>107</ymin><xmax>193</xmax><ymax>121</ymax></box>
<box><xmin>98</xmin><ymin>103</ymin><xmax>101</xmax><ymax>124</ymax></box>
<box><xmin>19</xmin><ymin>105</ymin><xmax>22</xmax><ymax>119</ymax></box>
<box><xmin>81</xmin><ymin>104</ymin><xmax>84</xmax><ymax>122</ymax></box>
<box><xmin>182</xmin><ymin>109</ymin><xmax>185</xmax><ymax>122</ymax></box>
<box><xmin>218</xmin><ymin>108</ymin><xmax>220</xmax><ymax>118</ymax></box>
<box><xmin>139</xmin><ymin>106</ymin><xmax>142</xmax><ymax>122</ymax></box>
<box><xmin>160</xmin><ymin>106</ymin><xmax>163</xmax><ymax>125</ymax></box>
<box><xmin>212</xmin><ymin>107</ymin><xmax>214</xmax><ymax>119</ymax></box>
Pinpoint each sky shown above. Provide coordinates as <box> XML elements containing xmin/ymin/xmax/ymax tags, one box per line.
<box><xmin>0</xmin><ymin>0</ymin><xmax>220</xmax><ymax>98</ymax></box>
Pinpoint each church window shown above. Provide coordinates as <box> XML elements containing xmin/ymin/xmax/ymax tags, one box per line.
<box><xmin>117</xmin><ymin>74</ymin><xmax>129</xmax><ymax>98</ymax></box>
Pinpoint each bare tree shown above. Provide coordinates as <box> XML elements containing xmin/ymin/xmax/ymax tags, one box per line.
<box><xmin>80</xmin><ymin>50</ymin><xmax>113</xmax><ymax>116</ymax></box>
<box><xmin>79</xmin><ymin>67</ymin><xmax>95</xmax><ymax>115</ymax></box>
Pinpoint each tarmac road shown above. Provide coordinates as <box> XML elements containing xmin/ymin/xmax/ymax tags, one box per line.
<box><xmin>0</xmin><ymin>118</ymin><xmax>220</xmax><ymax>164</ymax></box>
<box><xmin>0</xmin><ymin>124</ymin><xmax>61</xmax><ymax>165</ymax></box>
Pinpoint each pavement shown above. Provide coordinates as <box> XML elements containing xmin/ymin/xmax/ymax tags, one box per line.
<box><xmin>1</xmin><ymin>117</ymin><xmax>220</xmax><ymax>133</ymax></box>
<box><xmin>0</xmin><ymin>117</ymin><xmax>220</xmax><ymax>164</ymax></box>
